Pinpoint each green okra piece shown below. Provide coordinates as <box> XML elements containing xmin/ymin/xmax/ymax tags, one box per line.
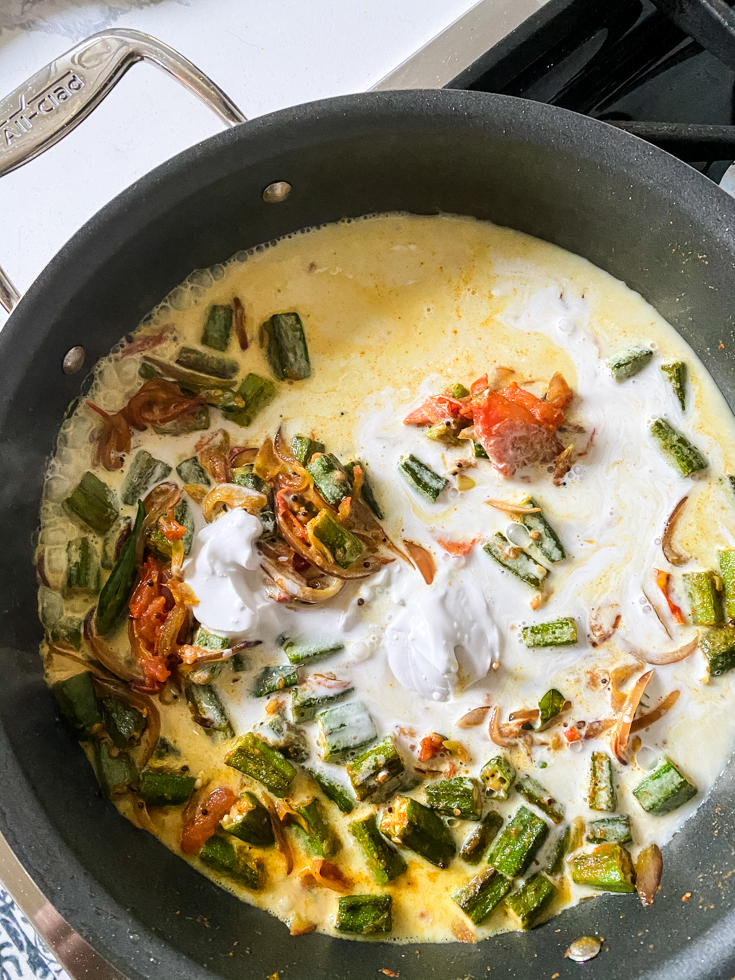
<box><xmin>538</xmin><ymin>689</ymin><xmax>566</xmax><ymax>727</ymax></box>
<box><xmin>263</xmin><ymin>312</ymin><xmax>311</xmax><ymax>381</ymax></box>
<box><xmin>480</xmin><ymin>755</ymin><xmax>516</xmax><ymax>801</ymax></box>
<box><xmin>96</xmin><ymin>501</ymin><xmax>146</xmax><ymax>635</ymax></box>
<box><xmin>63</xmin><ymin>537</ymin><xmax>100</xmax><ymax>598</ymax></box>
<box><xmin>473</xmin><ymin>441</ymin><xmax>489</xmax><ymax>459</ymax></box>
<box><xmin>292</xmin><ymin>433</ymin><xmax>325</xmax><ymax>466</ymax></box>
<box><xmin>102</xmin><ymin>696</ymin><xmax>146</xmax><ymax>751</ymax></box>
<box><xmin>336</xmin><ymin>895</ymin><xmax>392</xmax><ymax>935</ymax></box>
<box><xmin>53</xmin><ymin>672</ymin><xmax>103</xmax><ymax>738</ymax></box>
<box><xmin>425</xmin><ymin>777</ymin><xmax>482</xmax><ymax>820</ymax></box>
<box><xmin>570</xmin><ymin>843</ymin><xmax>635</xmax><ymax>893</ymax></box>
<box><xmin>520</xmin><ymin>496</ymin><xmax>565</xmax><ymax>562</ymax></box>
<box><xmin>632</xmin><ymin>756</ymin><xmax>697</xmax><ymax>815</ymax></box>
<box><xmin>225</xmin><ymin>733</ymin><xmax>296</xmax><ymax>797</ymax></box>
<box><xmin>545</xmin><ymin>825</ymin><xmax>572</xmax><ymax>876</ymax></box>
<box><xmin>449</xmin><ymin>382</ymin><xmax>470</xmax><ymax>398</ymax></box>
<box><xmin>94</xmin><ymin>741</ymin><xmax>138</xmax><ymax>798</ymax></box>
<box><xmin>380</xmin><ymin>796</ymin><xmax>456</xmax><ymax>868</ymax></box>
<box><xmin>310</xmin><ymin>510</ymin><xmax>363</xmax><ymax>568</ymax></box>
<box><xmin>344</xmin><ymin>459</ymin><xmax>384</xmax><ymax>519</ymax></box>
<box><xmin>650</xmin><ymin>418</ymin><xmax>708</xmax><ymax>476</ymax></box>
<box><xmin>398</xmin><ymin>453</ymin><xmax>448</xmax><ymax>502</ymax></box>
<box><xmin>176</xmin><ymin>345</ymin><xmax>238</xmax><ymax>380</ymax></box>
<box><xmin>504</xmin><ymin>873</ymin><xmax>556</xmax><ymax>929</ymax></box>
<box><xmin>589</xmin><ymin>751</ymin><xmax>616</xmax><ymax>812</ymax></box>
<box><xmin>719</xmin><ymin>551</ymin><xmax>735</xmax><ymax>620</ymax></box>
<box><xmin>586</xmin><ymin>815</ymin><xmax>632</xmax><ymax>845</ymax></box>
<box><xmin>120</xmin><ymin>450</ymin><xmax>171</xmax><ymax>507</ymax></box>
<box><xmin>223</xmin><ymin>373</ymin><xmax>277</xmax><ymax>428</ymax></box>
<box><xmin>349</xmin><ymin>813</ymin><xmax>407</xmax><ymax>884</ymax></box>
<box><xmin>199</xmin><ymin>833</ymin><xmax>260</xmax><ymax>890</ymax></box>
<box><xmin>253</xmin><ymin>664</ymin><xmax>299</xmax><ymax>697</ymax></box>
<box><xmin>186</xmin><ymin>629</ymin><xmax>229</xmax><ymax>683</ymax></box>
<box><xmin>152</xmin><ymin>405</ymin><xmax>210</xmax><ymax>437</ymax></box>
<box><xmin>255</xmin><ymin>711</ymin><xmax>308</xmax><ymax>762</ymax></box>
<box><xmin>201</xmin><ymin>304</ymin><xmax>233</xmax><ymax>351</ymax></box>
<box><xmin>347</xmin><ymin>735</ymin><xmax>405</xmax><ymax>802</ymax></box>
<box><xmin>662</xmin><ymin>361</ymin><xmax>687</xmax><ymax>411</ymax></box>
<box><xmin>48</xmin><ymin>616</ymin><xmax>83</xmax><ymax>650</ymax></box>
<box><xmin>521</xmin><ymin>617</ymin><xmax>577</xmax><ymax>648</ymax></box>
<box><xmin>148</xmin><ymin>499</ymin><xmax>195</xmax><ymax>557</ymax></box>
<box><xmin>282</xmin><ymin>635</ymin><xmax>344</xmax><ymax>665</ymax></box>
<box><xmin>188</xmin><ymin>661</ymin><xmax>226</xmax><ymax>686</ymax></box>
<box><xmin>63</xmin><ymin>471</ymin><xmax>118</xmax><ymax>534</ymax></box>
<box><xmin>307</xmin><ymin>452</ymin><xmax>353</xmax><ymax>505</ymax></box>
<box><xmin>139</xmin><ymin>768</ymin><xmax>196</xmax><ymax>807</ymax></box>
<box><xmin>317</xmin><ymin>700</ymin><xmax>377</xmax><ymax>762</ymax></box>
<box><xmin>483</xmin><ymin>533</ymin><xmax>548</xmax><ymax>589</ymax></box>
<box><xmin>308</xmin><ymin>768</ymin><xmax>355</xmax><ymax>814</ymax></box>
<box><xmin>176</xmin><ymin>456</ymin><xmax>211</xmax><ymax>486</ymax></box>
<box><xmin>700</xmin><ymin>624</ymin><xmax>735</xmax><ymax>675</ymax></box>
<box><xmin>193</xmin><ymin>627</ymin><xmax>230</xmax><ymax>650</ymax></box>
<box><xmin>293</xmin><ymin>798</ymin><xmax>340</xmax><ymax>857</ymax></box>
<box><xmin>606</xmin><ymin>346</ymin><xmax>653</xmax><ymax>381</ymax></box>
<box><xmin>221</xmin><ymin>791</ymin><xmax>274</xmax><ymax>847</ymax></box>
<box><xmin>515</xmin><ymin>775</ymin><xmax>564</xmax><ymax>824</ymax></box>
<box><xmin>139</xmin><ymin>362</ymin><xmax>157</xmax><ymax>380</ymax></box>
<box><xmin>683</xmin><ymin>570</ymin><xmax>721</xmax><ymax>625</ymax></box>
<box><xmin>424</xmin><ymin>421</ymin><xmax>462</xmax><ymax>446</ymax></box>
<box><xmin>101</xmin><ymin>517</ymin><xmax>131</xmax><ymax>570</ymax></box>
<box><xmin>452</xmin><ymin>868</ymin><xmax>511</xmax><ymax>925</ymax></box>
<box><xmin>460</xmin><ymin>811</ymin><xmax>503</xmax><ymax>864</ymax></box>
<box><xmin>487</xmin><ymin>805</ymin><xmax>549</xmax><ymax>878</ymax></box>
<box><xmin>232</xmin><ymin>465</ymin><xmax>276</xmax><ymax>536</ymax></box>
<box><xmin>185</xmin><ymin>681</ymin><xmax>233</xmax><ymax>737</ymax></box>
<box><xmin>292</xmin><ymin>684</ymin><xmax>353</xmax><ymax>723</ymax></box>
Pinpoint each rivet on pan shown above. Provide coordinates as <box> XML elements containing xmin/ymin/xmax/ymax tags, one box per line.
<box><xmin>565</xmin><ymin>936</ymin><xmax>602</xmax><ymax>963</ymax></box>
<box><xmin>62</xmin><ymin>346</ymin><xmax>85</xmax><ymax>375</ymax></box>
<box><xmin>262</xmin><ymin>181</ymin><xmax>292</xmax><ymax>203</ymax></box>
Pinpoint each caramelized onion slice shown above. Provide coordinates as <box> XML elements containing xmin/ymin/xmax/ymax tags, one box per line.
<box><xmin>456</xmin><ymin>706</ymin><xmax>491</xmax><ymax>728</ymax></box>
<box><xmin>485</xmin><ymin>499</ymin><xmax>541</xmax><ymax>514</ymax></box>
<box><xmin>610</xmin><ymin>669</ymin><xmax>653</xmax><ymax>764</ymax></box>
<box><xmin>662</xmin><ymin>496</ymin><xmax>690</xmax><ymax>566</ymax></box>
<box><xmin>84</xmin><ymin>609</ymin><xmax>141</xmax><ymax>683</ymax></box>
<box><xmin>635</xmin><ymin>843</ymin><xmax>663</xmax><ymax>907</ymax></box>
<box><xmin>630</xmin><ymin>689</ymin><xmax>680</xmax><ymax>733</ymax></box>
<box><xmin>298</xmin><ymin>858</ymin><xmax>352</xmax><ymax>893</ymax></box>
<box><xmin>260</xmin><ymin>555</ymin><xmax>345</xmax><ymax>603</ymax></box>
<box><xmin>636</xmin><ymin>636</ymin><xmax>699</xmax><ymax>666</ymax></box>
<box><xmin>262</xmin><ymin>796</ymin><xmax>293</xmax><ymax>874</ymax></box>
<box><xmin>91</xmin><ymin>674</ymin><xmax>161</xmax><ymax>769</ymax></box>
<box><xmin>201</xmin><ymin>482</ymin><xmax>268</xmax><ymax>523</ymax></box>
<box><xmin>404</xmin><ymin>540</ymin><xmax>436</xmax><ymax>585</ymax></box>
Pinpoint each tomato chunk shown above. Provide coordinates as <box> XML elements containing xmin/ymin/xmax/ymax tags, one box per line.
<box><xmin>403</xmin><ymin>395</ymin><xmax>464</xmax><ymax>425</ymax></box>
<box><xmin>181</xmin><ymin>787</ymin><xmax>237</xmax><ymax>855</ymax></box>
<box><xmin>500</xmin><ymin>382</ymin><xmax>565</xmax><ymax>428</ymax></box>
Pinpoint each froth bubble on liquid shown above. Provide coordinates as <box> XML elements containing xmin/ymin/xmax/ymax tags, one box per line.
<box><xmin>44</xmin><ymin>474</ymin><xmax>73</xmax><ymax>504</ymax></box>
<box><xmin>448</xmin><ymin>487</ymin><xmax>460</xmax><ymax>500</ymax></box>
<box><xmin>506</xmin><ymin>523</ymin><xmax>531</xmax><ymax>547</ymax></box>
<box><xmin>558</xmin><ymin>317</ymin><xmax>575</xmax><ymax>334</ymax></box>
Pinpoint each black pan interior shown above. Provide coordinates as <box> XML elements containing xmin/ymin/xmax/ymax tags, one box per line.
<box><xmin>2</xmin><ymin>90</ymin><xmax>735</xmax><ymax>980</ymax></box>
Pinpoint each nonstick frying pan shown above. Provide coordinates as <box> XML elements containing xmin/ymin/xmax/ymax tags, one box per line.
<box><xmin>2</xmin><ymin>28</ymin><xmax>735</xmax><ymax>980</ymax></box>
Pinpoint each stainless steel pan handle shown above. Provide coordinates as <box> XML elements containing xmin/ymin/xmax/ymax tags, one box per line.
<box><xmin>0</xmin><ymin>28</ymin><xmax>247</xmax><ymax>313</ymax></box>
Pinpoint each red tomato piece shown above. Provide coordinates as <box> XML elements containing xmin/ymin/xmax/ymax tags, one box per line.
<box><xmin>403</xmin><ymin>395</ymin><xmax>464</xmax><ymax>425</ymax></box>
<box><xmin>181</xmin><ymin>787</ymin><xmax>237</xmax><ymax>855</ymax></box>
<box><xmin>564</xmin><ymin>726</ymin><xmax>581</xmax><ymax>743</ymax></box>
<box><xmin>500</xmin><ymin>382</ymin><xmax>564</xmax><ymax>428</ymax></box>
<box><xmin>470</xmin><ymin>374</ymin><xmax>488</xmax><ymax>396</ymax></box>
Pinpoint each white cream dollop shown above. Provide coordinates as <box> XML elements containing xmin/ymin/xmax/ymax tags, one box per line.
<box><xmin>183</xmin><ymin>508</ymin><xmax>272</xmax><ymax>637</ymax></box>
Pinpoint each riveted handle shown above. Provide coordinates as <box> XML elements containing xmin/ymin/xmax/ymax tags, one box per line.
<box><xmin>0</xmin><ymin>28</ymin><xmax>246</xmax><ymax>313</ymax></box>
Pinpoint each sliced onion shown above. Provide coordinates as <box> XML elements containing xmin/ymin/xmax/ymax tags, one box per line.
<box><xmin>158</xmin><ymin>603</ymin><xmax>188</xmax><ymax>661</ymax></box>
<box><xmin>298</xmin><ymin>858</ymin><xmax>352</xmax><ymax>893</ymax></box>
<box><xmin>139</xmin><ymin>482</ymin><xmax>182</xmax><ymax>565</ymax></box>
<box><xmin>84</xmin><ymin>609</ymin><xmax>141</xmax><ymax>683</ymax></box>
<box><xmin>143</xmin><ymin>354</ymin><xmax>236</xmax><ymax>390</ymax></box>
<box><xmin>610</xmin><ymin>664</ymin><xmax>639</xmax><ymax>712</ymax></box>
<box><xmin>488</xmin><ymin>706</ymin><xmax>533</xmax><ymax>751</ymax></box>
<box><xmin>196</xmin><ymin>428</ymin><xmax>231</xmax><ymax>484</ymax></box>
<box><xmin>508</xmin><ymin>707</ymin><xmax>540</xmax><ymax>725</ymax></box>
<box><xmin>589</xmin><ymin>604</ymin><xmax>622</xmax><ymax>646</ymax></box>
<box><xmin>201</xmin><ymin>482</ymin><xmax>267</xmax><ymax>523</ymax></box>
<box><xmin>260</xmin><ymin>554</ymin><xmax>345</xmax><ymax>603</ymax></box>
<box><xmin>46</xmin><ymin>644</ymin><xmax>113</xmax><ymax>680</ymax></box>
<box><xmin>662</xmin><ymin>496</ymin><xmax>690</xmax><ymax>566</ymax></box>
<box><xmin>456</xmin><ymin>706</ymin><xmax>491</xmax><ymax>728</ymax></box>
<box><xmin>262</xmin><ymin>796</ymin><xmax>293</xmax><ymax>874</ymax></box>
<box><xmin>276</xmin><ymin>506</ymin><xmax>382</xmax><ymax>580</ymax></box>
<box><xmin>130</xmin><ymin>798</ymin><xmax>158</xmax><ymax>834</ymax></box>
<box><xmin>630</xmin><ymin>689</ymin><xmax>680</xmax><ymax>733</ymax></box>
<box><xmin>635</xmin><ymin>636</ymin><xmax>699</xmax><ymax>666</ymax></box>
<box><xmin>635</xmin><ymin>843</ymin><xmax>663</xmax><ymax>907</ymax></box>
<box><xmin>610</xmin><ymin>669</ymin><xmax>653</xmax><ymax>764</ymax></box>
<box><xmin>91</xmin><ymin>675</ymin><xmax>161</xmax><ymax>769</ymax></box>
<box><xmin>485</xmin><ymin>499</ymin><xmax>541</xmax><ymax>514</ymax></box>
<box><xmin>404</xmin><ymin>540</ymin><xmax>436</xmax><ymax>584</ymax></box>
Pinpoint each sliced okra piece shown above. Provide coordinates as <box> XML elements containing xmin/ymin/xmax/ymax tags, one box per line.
<box><xmin>480</xmin><ymin>755</ymin><xmax>516</xmax><ymax>800</ymax></box>
<box><xmin>425</xmin><ymin>777</ymin><xmax>482</xmax><ymax>820</ymax></box>
<box><xmin>232</xmin><ymin>465</ymin><xmax>276</xmax><ymax>536</ymax></box>
<box><xmin>606</xmin><ymin>346</ymin><xmax>653</xmax><ymax>381</ymax></box>
<box><xmin>650</xmin><ymin>418</ymin><xmax>708</xmax><ymax>476</ymax></box>
<box><xmin>570</xmin><ymin>843</ymin><xmax>635</xmax><ymax>893</ymax></box>
<box><xmin>398</xmin><ymin>453</ymin><xmax>448</xmax><ymax>502</ymax></box>
<box><xmin>545</xmin><ymin>825</ymin><xmax>572</xmax><ymax>876</ymax></box>
<box><xmin>504</xmin><ymin>873</ymin><xmax>556</xmax><ymax>929</ymax></box>
<box><xmin>452</xmin><ymin>868</ymin><xmax>511</xmax><ymax>925</ymax></box>
<box><xmin>53</xmin><ymin>672</ymin><xmax>103</xmax><ymax>738</ymax></box>
<box><xmin>662</xmin><ymin>361</ymin><xmax>687</xmax><ymax>410</ymax></box>
<box><xmin>347</xmin><ymin>735</ymin><xmax>405</xmax><ymax>802</ymax></box>
<box><xmin>253</xmin><ymin>711</ymin><xmax>308</xmax><ymax>763</ymax></box>
<box><xmin>487</xmin><ymin>806</ymin><xmax>549</xmax><ymax>878</ymax></box>
<box><xmin>221</xmin><ymin>791</ymin><xmax>274</xmax><ymax>846</ymax></box>
<box><xmin>96</xmin><ymin>501</ymin><xmax>146</xmax><ymax>635</ymax></box>
<box><xmin>176</xmin><ymin>456</ymin><xmax>211</xmax><ymax>486</ymax></box>
<box><xmin>632</xmin><ymin>756</ymin><xmax>697</xmax><ymax>814</ymax></box>
<box><xmin>120</xmin><ymin>450</ymin><xmax>171</xmax><ymax>507</ymax></box>
<box><xmin>63</xmin><ymin>537</ymin><xmax>100</xmax><ymax>598</ymax></box>
<box><xmin>310</xmin><ymin>510</ymin><xmax>363</xmax><ymax>569</ymax></box>
<box><xmin>700</xmin><ymin>624</ymin><xmax>735</xmax><ymax>675</ymax></box>
<box><xmin>101</xmin><ymin>517</ymin><xmax>131</xmax><ymax>570</ymax></box>
<box><xmin>292</xmin><ymin>433</ymin><xmax>325</xmax><ymax>466</ymax></box>
<box><xmin>483</xmin><ymin>533</ymin><xmax>547</xmax><ymax>589</ymax></box>
<box><xmin>349</xmin><ymin>813</ymin><xmax>406</xmax><ymax>884</ymax></box>
<box><xmin>253</xmin><ymin>664</ymin><xmax>299</xmax><ymax>698</ymax></box>
<box><xmin>515</xmin><ymin>775</ymin><xmax>564</xmax><ymax>824</ymax></box>
<box><xmin>199</xmin><ymin>833</ymin><xmax>260</xmax><ymax>890</ymax></box>
<box><xmin>263</xmin><ymin>311</ymin><xmax>311</xmax><ymax>381</ymax></box>
<box><xmin>185</xmin><ymin>680</ymin><xmax>233</xmax><ymax>736</ymax></box>
<box><xmin>102</xmin><ymin>696</ymin><xmax>146</xmax><ymax>750</ymax></box>
<box><xmin>225</xmin><ymin>733</ymin><xmax>296</xmax><ymax>798</ymax></box>
<box><xmin>587</xmin><ymin>814</ymin><xmax>632</xmax><ymax>845</ymax></box>
<box><xmin>589</xmin><ymin>751</ymin><xmax>616</xmax><ymax>812</ymax></box>
<box><xmin>292</xmin><ymin>684</ymin><xmax>353</xmax><ymax>723</ymax></box>
<box><xmin>201</xmin><ymin>304</ymin><xmax>233</xmax><ymax>351</ymax></box>
<box><xmin>719</xmin><ymin>550</ymin><xmax>735</xmax><ymax>620</ymax></box>
<box><xmin>188</xmin><ymin>661</ymin><xmax>225</xmax><ymax>686</ymax></box>
<box><xmin>308</xmin><ymin>768</ymin><xmax>355</xmax><ymax>814</ymax></box>
<box><xmin>344</xmin><ymin>459</ymin><xmax>384</xmax><ymax>519</ymax></box>
<box><xmin>49</xmin><ymin>616</ymin><xmax>83</xmax><ymax>650</ymax></box>
<box><xmin>473</xmin><ymin>441</ymin><xmax>489</xmax><ymax>459</ymax></box>
<box><xmin>317</xmin><ymin>700</ymin><xmax>377</xmax><ymax>762</ymax></box>
<box><xmin>380</xmin><ymin>795</ymin><xmax>456</xmax><ymax>868</ymax></box>
<box><xmin>683</xmin><ymin>570</ymin><xmax>721</xmax><ymax>625</ymax></box>
<box><xmin>336</xmin><ymin>894</ymin><xmax>391</xmax><ymax>935</ymax></box>
<box><xmin>460</xmin><ymin>811</ymin><xmax>503</xmax><ymax>864</ymax></box>
<box><xmin>148</xmin><ymin>499</ymin><xmax>195</xmax><ymax>558</ymax></box>
<box><xmin>193</xmin><ymin>627</ymin><xmax>230</xmax><ymax>650</ymax></box>
<box><xmin>94</xmin><ymin>741</ymin><xmax>138</xmax><ymax>798</ymax></box>
<box><xmin>521</xmin><ymin>617</ymin><xmax>577</xmax><ymax>648</ymax></box>
<box><xmin>175</xmin><ymin>345</ymin><xmax>238</xmax><ymax>380</ymax></box>
<box><xmin>282</xmin><ymin>635</ymin><xmax>344</xmax><ymax>665</ymax></box>
<box><xmin>152</xmin><ymin>405</ymin><xmax>210</xmax><ymax>436</ymax></box>
<box><xmin>307</xmin><ymin>453</ymin><xmax>353</xmax><ymax>505</ymax></box>
<box><xmin>139</xmin><ymin>768</ymin><xmax>196</xmax><ymax>807</ymax></box>
<box><xmin>520</xmin><ymin>496</ymin><xmax>565</xmax><ymax>562</ymax></box>
<box><xmin>63</xmin><ymin>471</ymin><xmax>119</xmax><ymax>534</ymax></box>
<box><xmin>293</xmin><ymin>798</ymin><xmax>340</xmax><ymax>857</ymax></box>
<box><xmin>424</xmin><ymin>421</ymin><xmax>462</xmax><ymax>446</ymax></box>
<box><xmin>223</xmin><ymin>373</ymin><xmax>277</xmax><ymax>428</ymax></box>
